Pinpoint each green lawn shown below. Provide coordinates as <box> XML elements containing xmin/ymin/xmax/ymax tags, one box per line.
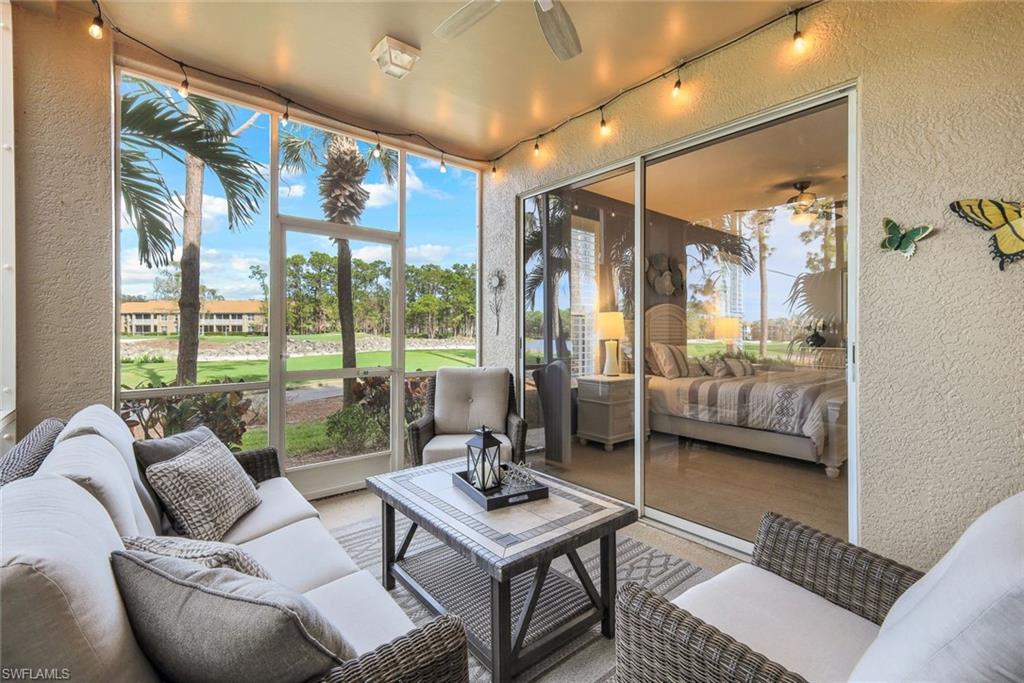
<box><xmin>241</xmin><ymin>422</ymin><xmax>328</xmax><ymax>455</ymax></box>
<box><xmin>120</xmin><ymin>348</ymin><xmax>475</xmax><ymax>388</ymax></box>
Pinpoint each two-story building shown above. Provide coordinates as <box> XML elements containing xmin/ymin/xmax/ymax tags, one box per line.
<box><xmin>120</xmin><ymin>300</ymin><xmax>267</xmax><ymax>335</ymax></box>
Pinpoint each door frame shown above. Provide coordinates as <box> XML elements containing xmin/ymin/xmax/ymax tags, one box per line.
<box><xmin>515</xmin><ymin>83</ymin><xmax>860</xmax><ymax>553</ymax></box>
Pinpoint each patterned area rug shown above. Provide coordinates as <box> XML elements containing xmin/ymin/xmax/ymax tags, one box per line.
<box><xmin>331</xmin><ymin>516</ymin><xmax>713</xmax><ymax>682</ymax></box>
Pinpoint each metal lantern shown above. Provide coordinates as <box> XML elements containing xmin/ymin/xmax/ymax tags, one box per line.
<box><xmin>465</xmin><ymin>426</ymin><xmax>503</xmax><ymax>491</ymax></box>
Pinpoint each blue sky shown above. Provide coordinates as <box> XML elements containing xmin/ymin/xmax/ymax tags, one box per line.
<box><xmin>119</xmin><ymin>75</ymin><xmax>479</xmax><ymax>300</ymax></box>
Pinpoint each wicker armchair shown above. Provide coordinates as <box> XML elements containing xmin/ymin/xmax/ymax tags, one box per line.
<box><xmin>616</xmin><ymin>512</ymin><xmax>924</xmax><ymax>682</ymax></box>
<box><xmin>408</xmin><ymin>370</ymin><xmax>527</xmax><ymax>466</ymax></box>
<box><xmin>232</xmin><ymin>446</ymin><xmax>281</xmax><ymax>482</ymax></box>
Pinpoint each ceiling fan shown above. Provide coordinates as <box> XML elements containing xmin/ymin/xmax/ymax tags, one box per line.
<box><xmin>433</xmin><ymin>0</ymin><xmax>582</xmax><ymax>61</ymax></box>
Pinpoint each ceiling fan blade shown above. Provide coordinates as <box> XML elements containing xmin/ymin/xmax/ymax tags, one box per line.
<box><xmin>433</xmin><ymin>0</ymin><xmax>501</xmax><ymax>41</ymax></box>
<box><xmin>534</xmin><ymin>0</ymin><xmax>582</xmax><ymax>61</ymax></box>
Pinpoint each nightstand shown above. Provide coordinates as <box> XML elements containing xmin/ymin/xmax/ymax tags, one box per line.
<box><xmin>576</xmin><ymin>374</ymin><xmax>649</xmax><ymax>451</ymax></box>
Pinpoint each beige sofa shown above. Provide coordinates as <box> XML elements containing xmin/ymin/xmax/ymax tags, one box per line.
<box><xmin>1</xmin><ymin>405</ymin><xmax>467</xmax><ymax>682</ymax></box>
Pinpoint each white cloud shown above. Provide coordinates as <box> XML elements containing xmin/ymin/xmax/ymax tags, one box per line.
<box><xmin>279</xmin><ymin>183</ymin><xmax>306</xmax><ymax>199</ymax></box>
<box><xmin>202</xmin><ymin>194</ymin><xmax>229</xmax><ymax>222</ymax></box>
<box><xmin>365</xmin><ymin>183</ymin><xmax>398</xmax><ymax>208</ymax></box>
<box><xmin>351</xmin><ymin>244</ymin><xmax>391</xmax><ymax>262</ymax></box>
<box><xmin>406</xmin><ymin>243</ymin><xmax>451</xmax><ymax>264</ymax></box>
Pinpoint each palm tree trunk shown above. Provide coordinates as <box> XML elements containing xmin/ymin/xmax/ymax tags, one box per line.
<box><xmin>176</xmin><ymin>153</ymin><xmax>204</xmax><ymax>385</ymax></box>
<box><xmin>757</xmin><ymin>223</ymin><xmax>768</xmax><ymax>358</ymax></box>
<box><xmin>337</xmin><ymin>238</ymin><xmax>356</xmax><ymax>405</ymax></box>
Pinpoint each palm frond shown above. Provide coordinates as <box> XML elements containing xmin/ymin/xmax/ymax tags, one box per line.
<box><xmin>785</xmin><ymin>269</ymin><xmax>842</xmax><ymax>322</ymax></box>
<box><xmin>366</xmin><ymin>147</ymin><xmax>399</xmax><ymax>185</ymax></box>
<box><xmin>120</xmin><ymin>149</ymin><xmax>177</xmax><ymax>267</ymax></box>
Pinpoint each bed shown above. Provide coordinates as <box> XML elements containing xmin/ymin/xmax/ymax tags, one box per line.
<box><xmin>644</xmin><ymin>303</ymin><xmax>848</xmax><ymax>478</ymax></box>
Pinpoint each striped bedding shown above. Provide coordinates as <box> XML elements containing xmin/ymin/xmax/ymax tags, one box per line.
<box><xmin>648</xmin><ymin>369</ymin><xmax>846</xmax><ymax>455</ymax></box>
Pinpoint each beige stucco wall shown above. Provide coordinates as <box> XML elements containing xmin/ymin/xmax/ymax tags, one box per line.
<box><xmin>13</xmin><ymin>4</ymin><xmax>113</xmax><ymax>431</ymax></box>
<box><xmin>481</xmin><ymin>1</ymin><xmax>1024</xmax><ymax>568</ymax></box>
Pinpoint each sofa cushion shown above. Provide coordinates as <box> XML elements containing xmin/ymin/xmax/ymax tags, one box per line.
<box><xmin>422</xmin><ymin>432</ymin><xmax>512</xmax><ymax>465</ymax></box>
<box><xmin>0</xmin><ymin>417</ymin><xmax>65</xmax><ymax>486</ymax></box>
<box><xmin>433</xmin><ymin>367</ymin><xmax>509</xmax><ymax>435</ymax></box>
<box><xmin>850</xmin><ymin>492</ymin><xmax>1024</xmax><ymax>682</ymax></box>
<box><xmin>146</xmin><ymin>435</ymin><xmax>261</xmax><ymax>541</ymax></box>
<box><xmin>220</xmin><ymin>477</ymin><xmax>319</xmax><ymax>545</ymax></box>
<box><xmin>672</xmin><ymin>563</ymin><xmax>878</xmax><ymax>683</ymax></box>
<box><xmin>111</xmin><ymin>550</ymin><xmax>350</xmax><ymax>682</ymax></box>
<box><xmin>304</xmin><ymin>570</ymin><xmax>415</xmax><ymax>656</ymax></box>
<box><xmin>122</xmin><ymin>535</ymin><xmax>270</xmax><ymax>579</ymax></box>
<box><xmin>240</xmin><ymin>517</ymin><xmax>358</xmax><ymax>592</ymax></box>
<box><xmin>37</xmin><ymin>434</ymin><xmax>148</xmax><ymax>536</ymax></box>
<box><xmin>57</xmin><ymin>404</ymin><xmax>162</xmax><ymax>532</ymax></box>
<box><xmin>1</xmin><ymin>476</ymin><xmax>157</xmax><ymax>682</ymax></box>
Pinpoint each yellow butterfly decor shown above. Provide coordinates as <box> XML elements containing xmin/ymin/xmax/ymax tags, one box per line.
<box><xmin>948</xmin><ymin>199</ymin><xmax>1024</xmax><ymax>271</ymax></box>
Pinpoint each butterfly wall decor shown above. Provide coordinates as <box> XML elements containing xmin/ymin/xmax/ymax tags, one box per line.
<box><xmin>948</xmin><ymin>199</ymin><xmax>1024</xmax><ymax>271</ymax></box>
<box><xmin>881</xmin><ymin>218</ymin><xmax>935</xmax><ymax>260</ymax></box>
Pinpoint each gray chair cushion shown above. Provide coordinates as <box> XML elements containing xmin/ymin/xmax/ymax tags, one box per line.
<box><xmin>433</xmin><ymin>367</ymin><xmax>509</xmax><ymax>435</ymax></box>
<box><xmin>0</xmin><ymin>417</ymin><xmax>65</xmax><ymax>486</ymax></box>
<box><xmin>146</xmin><ymin>435</ymin><xmax>260</xmax><ymax>541</ymax></box>
<box><xmin>111</xmin><ymin>550</ymin><xmax>350</xmax><ymax>682</ymax></box>
<box><xmin>121</xmin><ymin>536</ymin><xmax>270</xmax><ymax>579</ymax></box>
<box><xmin>1</xmin><ymin>476</ymin><xmax>158</xmax><ymax>682</ymax></box>
<box><xmin>421</xmin><ymin>433</ymin><xmax>512</xmax><ymax>465</ymax></box>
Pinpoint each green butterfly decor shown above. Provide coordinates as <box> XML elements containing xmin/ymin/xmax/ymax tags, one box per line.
<box><xmin>881</xmin><ymin>218</ymin><xmax>935</xmax><ymax>260</ymax></box>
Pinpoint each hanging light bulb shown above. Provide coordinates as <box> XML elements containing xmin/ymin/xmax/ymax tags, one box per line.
<box><xmin>281</xmin><ymin>102</ymin><xmax>290</xmax><ymax>127</ymax></box>
<box><xmin>534</xmin><ymin>139</ymin><xmax>541</xmax><ymax>157</ymax></box>
<box><xmin>439</xmin><ymin>154</ymin><xmax>447</xmax><ymax>174</ymax></box>
<box><xmin>599</xmin><ymin>107</ymin><xmax>609</xmax><ymax>136</ymax></box>
<box><xmin>178</xmin><ymin>78</ymin><xmax>190</xmax><ymax>98</ymax></box>
<box><xmin>491</xmin><ymin>163</ymin><xmax>497</xmax><ymax>176</ymax></box>
<box><xmin>373</xmin><ymin>139</ymin><xmax>382</xmax><ymax>158</ymax></box>
<box><xmin>671</xmin><ymin>66</ymin><xmax>682</xmax><ymax>98</ymax></box>
<box><xmin>793</xmin><ymin>10</ymin><xmax>806</xmax><ymax>53</ymax></box>
<box><xmin>88</xmin><ymin>0</ymin><xmax>103</xmax><ymax>39</ymax></box>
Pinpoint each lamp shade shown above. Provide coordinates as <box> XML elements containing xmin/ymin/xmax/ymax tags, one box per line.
<box><xmin>713</xmin><ymin>317</ymin><xmax>741</xmax><ymax>339</ymax></box>
<box><xmin>596</xmin><ymin>311</ymin><xmax>626</xmax><ymax>340</ymax></box>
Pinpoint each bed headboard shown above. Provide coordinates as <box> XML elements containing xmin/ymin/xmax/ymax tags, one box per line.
<box><xmin>644</xmin><ymin>303</ymin><xmax>686</xmax><ymax>347</ymax></box>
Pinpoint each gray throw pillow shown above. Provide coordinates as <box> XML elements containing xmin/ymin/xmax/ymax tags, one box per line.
<box><xmin>121</xmin><ymin>535</ymin><xmax>270</xmax><ymax>579</ymax></box>
<box><xmin>134</xmin><ymin>426</ymin><xmax>216</xmax><ymax>474</ymax></box>
<box><xmin>145</xmin><ymin>436</ymin><xmax>260</xmax><ymax>541</ymax></box>
<box><xmin>0</xmin><ymin>418</ymin><xmax>66</xmax><ymax>486</ymax></box>
<box><xmin>111</xmin><ymin>551</ymin><xmax>351</xmax><ymax>682</ymax></box>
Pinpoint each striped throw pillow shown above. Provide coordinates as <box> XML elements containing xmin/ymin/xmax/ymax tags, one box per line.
<box><xmin>668</xmin><ymin>345</ymin><xmax>689</xmax><ymax>377</ymax></box>
<box><xmin>121</xmin><ymin>535</ymin><xmax>270</xmax><ymax>579</ymax></box>
<box><xmin>650</xmin><ymin>342</ymin><xmax>683</xmax><ymax>379</ymax></box>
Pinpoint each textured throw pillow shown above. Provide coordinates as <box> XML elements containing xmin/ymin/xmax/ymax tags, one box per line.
<box><xmin>650</xmin><ymin>342</ymin><xmax>682</xmax><ymax>379</ymax></box>
<box><xmin>134</xmin><ymin>426</ymin><xmax>217</xmax><ymax>475</ymax></box>
<box><xmin>723</xmin><ymin>358</ymin><xmax>745</xmax><ymax>377</ymax></box>
<box><xmin>687</xmin><ymin>357</ymin><xmax>708</xmax><ymax>377</ymax></box>
<box><xmin>121</xmin><ymin>535</ymin><xmax>270</xmax><ymax>579</ymax></box>
<box><xmin>699</xmin><ymin>357</ymin><xmax>729</xmax><ymax>378</ymax></box>
<box><xmin>0</xmin><ymin>418</ymin><xmax>65</xmax><ymax>486</ymax></box>
<box><xmin>145</xmin><ymin>436</ymin><xmax>260</xmax><ymax>541</ymax></box>
<box><xmin>111</xmin><ymin>551</ymin><xmax>351</xmax><ymax>682</ymax></box>
<box><xmin>740</xmin><ymin>359</ymin><xmax>756</xmax><ymax>375</ymax></box>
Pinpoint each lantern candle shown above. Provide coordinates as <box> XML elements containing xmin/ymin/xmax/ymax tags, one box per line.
<box><xmin>465</xmin><ymin>425</ymin><xmax>503</xmax><ymax>492</ymax></box>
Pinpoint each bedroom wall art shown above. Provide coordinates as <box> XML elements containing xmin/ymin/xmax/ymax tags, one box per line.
<box><xmin>644</xmin><ymin>253</ymin><xmax>684</xmax><ymax>296</ymax></box>
<box><xmin>948</xmin><ymin>199</ymin><xmax>1024</xmax><ymax>271</ymax></box>
<box><xmin>880</xmin><ymin>217</ymin><xmax>935</xmax><ymax>260</ymax></box>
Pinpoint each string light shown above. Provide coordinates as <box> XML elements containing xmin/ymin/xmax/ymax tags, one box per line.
<box><xmin>439</xmin><ymin>154</ymin><xmax>447</xmax><ymax>174</ymax></box>
<box><xmin>491</xmin><ymin>163</ymin><xmax>497</xmax><ymax>176</ymax></box>
<box><xmin>672</xmin><ymin>66</ymin><xmax>682</xmax><ymax>98</ymax></box>
<box><xmin>793</xmin><ymin>9</ymin><xmax>806</xmax><ymax>53</ymax></box>
<box><xmin>281</xmin><ymin>100</ymin><xmax>290</xmax><ymax>127</ymax></box>
<box><xmin>599</xmin><ymin>107</ymin><xmax>609</xmax><ymax>136</ymax></box>
<box><xmin>88</xmin><ymin>0</ymin><xmax>104</xmax><ymax>39</ymax></box>
<box><xmin>176</xmin><ymin>62</ymin><xmax>190</xmax><ymax>98</ymax></box>
<box><xmin>372</xmin><ymin>134</ymin><xmax>382</xmax><ymax>158</ymax></box>
<box><xmin>534</xmin><ymin>139</ymin><xmax>541</xmax><ymax>157</ymax></box>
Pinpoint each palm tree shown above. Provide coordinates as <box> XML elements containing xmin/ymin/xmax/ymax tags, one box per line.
<box><xmin>120</xmin><ymin>77</ymin><xmax>265</xmax><ymax>385</ymax></box>
<box><xmin>280</xmin><ymin>128</ymin><xmax>398</xmax><ymax>405</ymax></box>
<box><xmin>744</xmin><ymin>209</ymin><xmax>776</xmax><ymax>357</ymax></box>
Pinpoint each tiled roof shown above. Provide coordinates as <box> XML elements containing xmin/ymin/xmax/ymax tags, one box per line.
<box><xmin>121</xmin><ymin>300</ymin><xmax>264</xmax><ymax>314</ymax></box>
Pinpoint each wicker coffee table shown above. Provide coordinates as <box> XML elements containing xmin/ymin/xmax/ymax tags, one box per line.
<box><xmin>367</xmin><ymin>459</ymin><xmax>637</xmax><ymax>683</ymax></box>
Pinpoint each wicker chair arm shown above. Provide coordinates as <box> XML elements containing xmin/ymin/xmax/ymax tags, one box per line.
<box><xmin>751</xmin><ymin>512</ymin><xmax>923</xmax><ymax>625</ymax></box>
<box><xmin>407</xmin><ymin>415</ymin><xmax>435</xmax><ymax>467</ymax></box>
<box><xmin>506</xmin><ymin>413</ymin><xmax>527</xmax><ymax>464</ymax></box>
<box><xmin>233</xmin><ymin>447</ymin><xmax>281</xmax><ymax>482</ymax></box>
<box><xmin>616</xmin><ymin>582</ymin><xmax>808</xmax><ymax>683</ymax></box>
<box><xmin>318</xmin><ymin>615</ymin><xmax>468</xmax><ymax>683</ymax></box>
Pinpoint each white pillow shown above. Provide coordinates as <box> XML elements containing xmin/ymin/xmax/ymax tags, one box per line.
<box><xmin>650</xmin><ymin>342</ymin><xmax>682</xmax><ymax>379</ymax></box>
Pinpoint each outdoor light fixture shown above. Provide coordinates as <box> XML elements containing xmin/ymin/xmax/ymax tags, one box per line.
<box><xmin>672</xmin><ymin>65</ymin><xmax>682</xmax><ymax>97</ymax></box>
<box><xmin>88</xmin><ymin>0</ymin><xmax>103</xmax><ymax>39</ymax></box>
<box><xmin>370</xmin><ymin>36</ymin><xmax>421</xmax><ymax>80</ymax></box>
<box><xmin>491</xmin><ymin>163</ymin><xmax>497</xmax><ymax>176</ymax></box>
<box><xmin>793</xmin><ymin>9</ymin><xmax>806</xmax><ymax>53</ymax></box>
<box><xmin>534</xmin><ymin>139</ymin><xmax>541</xmax><ymax>157</ymax></box>
<box><xmin>177</xmin><ymin>62</ymin><xmax>190</xmax><ymax>98</ymax></box>
<box><xmin>439</xmin><ymin>155</ymin><xmax>447</xmax><ymax>173</ymax></box>
<box><xmin>599</xmin><ymin>108</ymin><xmax>609</xmax><ymax>136</ymax></box>
<box><xmin>465</xmin><ymin>426</ymin><xmax>503</xmax><ymax>491</ymax></box>
<box><xmin>281</xmin><ymin>101</ymin><xmax>290</xmax><ymax>127</ymax></box>
<box><xmin>373</xmin><ymin>141</ymin><xmax>382</xmax><ymax>158</ymax></box>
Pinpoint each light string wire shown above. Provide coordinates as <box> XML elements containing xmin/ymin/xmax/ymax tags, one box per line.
<box><xmin>95</xmin><ymin>0</ymin><xmax>823</xmax><ymax>168</ymax></box>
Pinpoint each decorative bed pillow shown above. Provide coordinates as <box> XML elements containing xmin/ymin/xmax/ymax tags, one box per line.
<box><xmin>111</xmin><ymin>551</ymin><xmax>351</xmax><ymax>681</ymax></box>
<box><xmin>668</xmin><ymin>345</ymin><xmax>689</xmax><ymax>377</ymax></box>
<box><xmin>698</xmin><ymin>357</ymin><xmax>730</xmax><ymax>378</ymax></box>
<box><xmin>0</xmin><ymin>418</ymin><xmax>65</xmax><ymax>486</ymax></box>
<box><xmin>723</xmin><ymin>358</ymin><xmax>746</xmax><ymax>377</ymax></box>
<box><xmin>687</xmin><ymin>357</ymin><xmax>708</xmax><ymax>377</ymax></box>
<box><xmin>650</xmin><ymin>342</ymin><xmax>682</xmax><ymax>379</ymax></box>
<box><xmin>134</xmin><ymin>426</ymin><xmax>217</xmax><ymax>475</ymax></box>
<box><xmin>740</xmin><ymin>359</ymin><xmax>756</xmax><ymax>375</ymax></box>
<box><xmin>145</xmin><ymin>435</ymin><xmax>260</xmax><ymax>541</ymax></box>
<box><xmin>121</xmin><ymin>535</ymin><xmax>270</xmax><ymax>579</ymax></box>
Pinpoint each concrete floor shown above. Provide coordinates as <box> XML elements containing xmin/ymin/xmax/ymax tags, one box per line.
<box><xmin>313</xmin><ymin>488</ymin><xmax>742</xmax><ymax>575</ymax></box>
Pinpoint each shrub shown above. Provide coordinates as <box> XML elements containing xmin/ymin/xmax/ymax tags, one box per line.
<box><xmin>119</xmin><ymin>378</ymin><xmax>252</xmax><ymax>450</ymax></box>
<box><xmin>324</xmin><ymin>405</ymin><xmax>388</xmax><ymax>455</ymax></box>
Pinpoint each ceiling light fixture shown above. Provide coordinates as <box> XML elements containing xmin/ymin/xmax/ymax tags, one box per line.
<box><xmin>534</xmin><ymin>139</ymin><xmax>541</xmax><ymax>157</ymax></box>
<box><xmin>599</xmin><ymin>107</ymin><xmax>609</xmax><ymax>136</ymax></box>
<box><xmin>370</xmin><ymin>36</ymin><xmax>421</xmax><ymax>80</ymax></box>
<box><xmin>787</xmin><ymin>181</ymin><xmax>817</xmax><ymax>212</ymax></box>
<box><xmin>88</xmin><ymin>1</ymin><xmax>104</xmax><ymax>40</ymax></box>
<box><xmin>792</xmin><ymin>9</ymin><xmax>806</xmax><ymax>53</ymax></box>
<box><xmin>672</xmin><ymin>65</ymin><xmax>682</xmax><ymax>98</ymax></box>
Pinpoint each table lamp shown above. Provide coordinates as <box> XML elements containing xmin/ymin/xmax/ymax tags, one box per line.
<box><xmin>596</xmin><ymin>311</ymin><xmax>626</xmax><ymax>376</ymax></box>
<box><xmin>713</xmin><ymin>317</ymin><xmax>741</xmax><ymax>353</ymax></box>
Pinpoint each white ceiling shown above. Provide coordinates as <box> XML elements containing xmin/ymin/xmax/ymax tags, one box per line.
<box><xmin>102</xmin><ymin>1</ymin><xmax>792</xmax><ymax>159</ymax></box>
<box><xmin>586</xmin><ymin>101</ymin><xmax>848</xmax><ymax>222</ymax></box>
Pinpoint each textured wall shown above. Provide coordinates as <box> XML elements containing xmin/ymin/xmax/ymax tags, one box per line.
<box><xmin>481</xmin><ymin>1</ymin><xmax>1024</xmax><ymax>568</ymax></box>
<box><xmin>13</xmin><ymin>4</ymin><xmax>113</xmax><ymax>432</ymax></box>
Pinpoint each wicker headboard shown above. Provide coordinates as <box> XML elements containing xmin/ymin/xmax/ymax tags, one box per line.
<box><xmin>644</xmin><ymin>303</ymin><xmax>686</xmax><ymax>347</ymax></box>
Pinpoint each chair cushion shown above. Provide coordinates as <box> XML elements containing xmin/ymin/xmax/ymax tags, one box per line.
<box><xmin>122</xmin><ymin>535</ymin><xmax>270</xmax><ymax>579</ymax></box>
<box><xmin>0</xmin><ymin>417</ymin><xmax>65</xmax><ymax>486</ymax></box>
<box><xmin>672</xmin><ymin>563</ymin><xmax>878</xmax><ymax>682</ymax></box>
<box><xmin>57</xmin><ymin>404</ymin><xmax>163</xmax><ymax>532</ymax></box>
<box><xmin>220</xmin><ymin>477</ymin><xmax>319</xmax><ymax>544</ymax></box>
<box><xmin>37</xmin><ymin>434</ymin><xmax>148</xmax><ymax>536</ymax></box>
<box><xmin>304</xmin><ymin>570</ymin><xmax>415</xmax><ymax>656</ymax></box>
<box><xmin>145</xmin><ymin>435</ymin><xmax>261</xmax><ymax>541</ymax></box>
<box><xmin>850</xmin><ymin>492</ymin><xmax>1024</xmax><ymax>682</ymax></box>
<box><xmin>433</xmin><ymin>367</ymin><xmax>509</xmax><ymax>435</ymax></box>
<box><xmin>421</xmin><ymin>432</ymin><xmax>512</xmax><ymax>465</ymax></box>
<box><xmin>240</xmin><ymin>517</ymin><xmax>359</xmax><ymax>592</ymax></box>
<box><xmin>111</xmin><ymin>550</ymin><xmax>350</xmax><ymax>682</ymax></box>
<box><xmin>1</xmin><ymin>476</ymin><xmax>157</xmax><ymax>682</ymax></box>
